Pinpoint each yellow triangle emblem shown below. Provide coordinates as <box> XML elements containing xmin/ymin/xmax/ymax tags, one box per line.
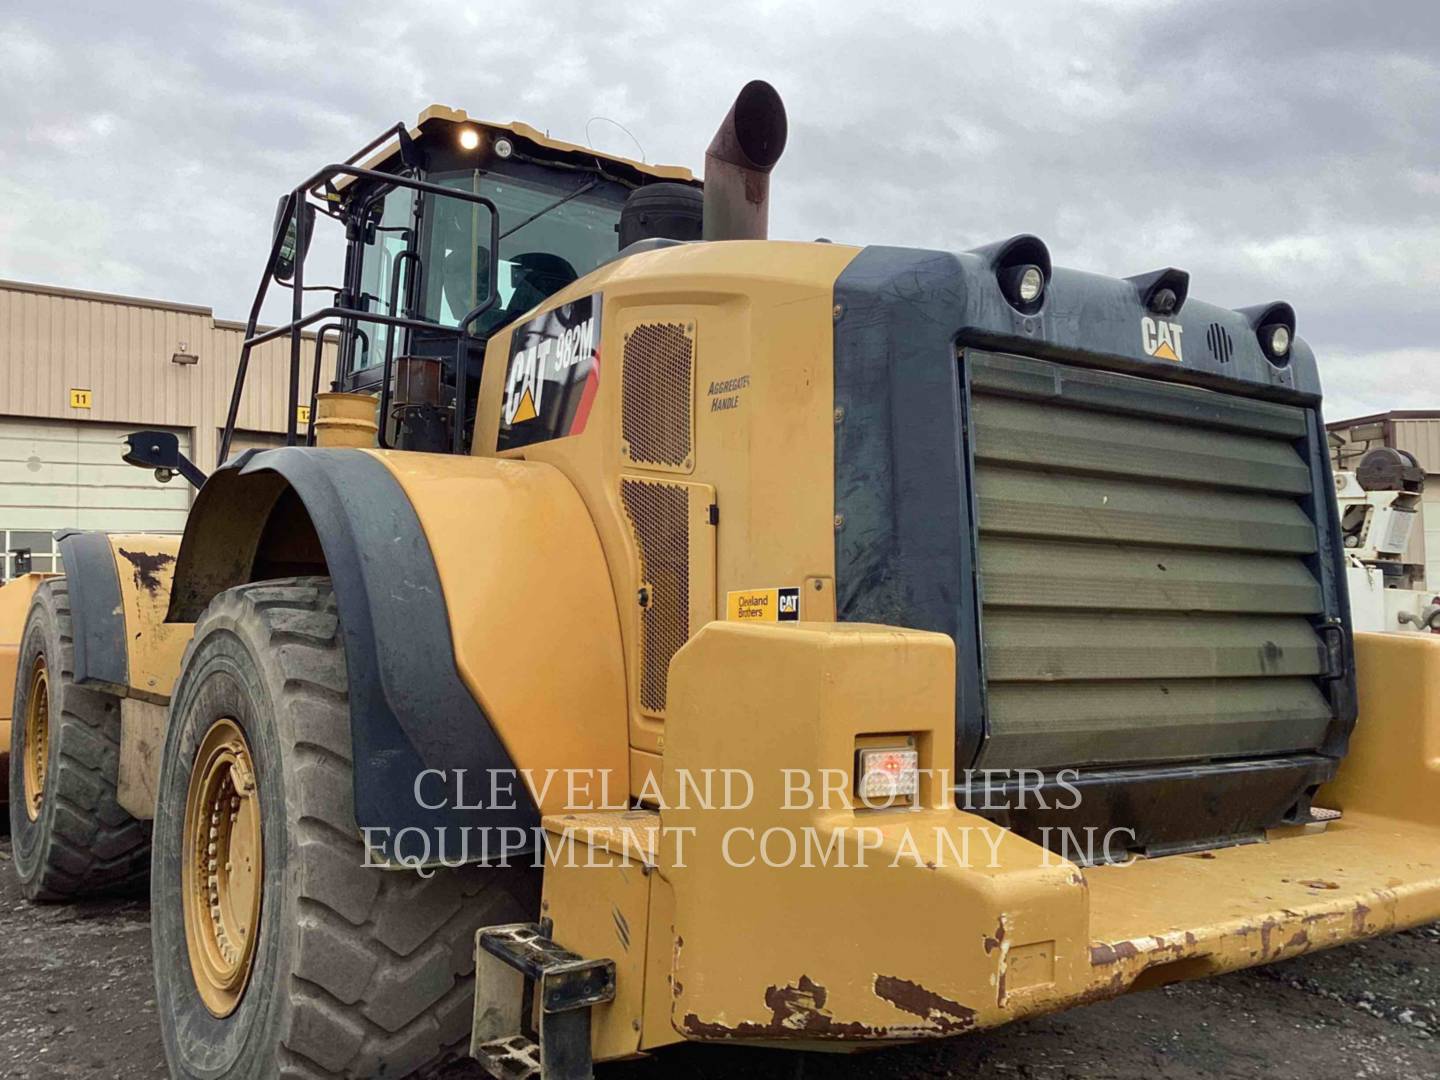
<box><xmin>1151</xmin><ymin>340</ymin><xmax>1179</xmax><ymax>362</ymax></box>
<box><xmin>512</xmin><ymin>388</ymin><xmax>538</xmax><ymax>423</ymax></box>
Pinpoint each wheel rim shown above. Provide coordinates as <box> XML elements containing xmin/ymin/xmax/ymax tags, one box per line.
<box><xmin>182</xmin><ymin>718</ymin><xmax>263</xmax><ymax>1018</ymax></box>
<box><xmin>22</xmin><ymin>656</ymin><xmax>50</xmax><ymax>822</ymax></box>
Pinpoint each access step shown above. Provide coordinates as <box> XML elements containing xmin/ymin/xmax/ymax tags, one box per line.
<box><xmin>471</xmin><ymin>922</ymin><xmax>616</xmax><ymax>1080</ymax></box>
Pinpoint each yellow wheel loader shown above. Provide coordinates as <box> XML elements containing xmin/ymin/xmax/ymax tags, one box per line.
<box><xmin>5</xmin><ymin>80</ymin><xmax>1440</xmax><ymax>1080</ymax></box>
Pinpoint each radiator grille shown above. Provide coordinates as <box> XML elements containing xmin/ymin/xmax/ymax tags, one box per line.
<box><xmin>622</xmin><ymin>477</ymin><xmax>691</xmax><ymax>714</ymax></box>
<box><xmin>622</xmin><ymin>321</ymin><xmax>694</xmax><ymax>470</ymax></box>
<box><xmin>968</xmin><ymin>351</ymin><xmax>1333</xmax><ymax>771</ymax></box>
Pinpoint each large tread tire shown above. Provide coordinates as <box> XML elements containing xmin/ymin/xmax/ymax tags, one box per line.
<box><xmin>8</xmin><ymin>579</ymin><xmax>152</xmax><ymax>901</ymax></box>
<box><xmin>153</xmin><ymin>577</ymin><xmax>539</xmax><ymax>1080</ymax></box>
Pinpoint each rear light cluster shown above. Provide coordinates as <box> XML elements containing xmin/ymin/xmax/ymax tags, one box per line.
<box><xmin>856</xmin><ymin>747</ymin><xmax>920</xmax><ymax>802</ymax></box>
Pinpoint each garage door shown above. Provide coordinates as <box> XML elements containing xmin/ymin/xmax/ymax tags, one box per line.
<box><xmin>223</xmin><ymin>428</ymin><xmax>285</xmax><ymax>462</ymax></box>
<box><xmin>0</xmin><ymin>418</ymin><xmax>192</xmax><ymax>581</ymax></box>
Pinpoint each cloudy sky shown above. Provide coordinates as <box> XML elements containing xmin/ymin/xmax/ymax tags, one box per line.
<box><xmin>1</xmin><ymin>0</ymin><xmax>1436</xmax><ymax>419</ymax></box>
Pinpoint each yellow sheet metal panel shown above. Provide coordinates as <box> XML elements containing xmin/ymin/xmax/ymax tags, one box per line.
<box><xmin>541</xmin><ymin>811</ymin><xmax>659</xmax><ymax>1061</ymax></box>
<box><xmin>659</xmin><ymin>620</ymin><xmax>1091</xmax><ymax>1041</ymax></box>
<box><xmin>107</xmin><ymin>534</ymin><xmax>192</xmax><ymax>702</ymax></box>
<box><xmin>617</xmin><ymin>619</ymin><xmax>1440</xmax><ymax>1045</ymax></box>
<box><xmin>365</xmin><ymin>450</ymin><xmax>628</xmax><ymax>815</ymax></box>
<box><xmin>1083</xmin><ymin>813</ymin><xmax>1440</xmax><ymax>990</ymax></box>
<box><xmin>471</xmin><ymin>240</ymin><xmax>860</xmax><ymax>758</ymax></box>
<box><xmin>1321</xmin><ymin>632</ymin><xmax>1440</xmax><ymax>827</ymax></box>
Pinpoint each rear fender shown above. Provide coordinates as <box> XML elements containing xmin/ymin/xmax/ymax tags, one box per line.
<box><xmin>56</xmin><ymin>532</ymin><xmax>191</xmax><ymax>703</ymax></box>
<box><xmin>169</xmin><ymin>447</ymin><xmax>629</xmax><ymax>864</ymax></box>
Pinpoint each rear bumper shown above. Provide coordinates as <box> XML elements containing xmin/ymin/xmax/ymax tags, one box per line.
<box><xmin>609</xmin><ymin>625</ymin><xmax>1440</xmax><ymax>1050</ymax></box>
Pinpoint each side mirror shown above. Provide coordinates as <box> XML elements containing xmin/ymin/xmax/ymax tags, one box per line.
<box><xmin>271</xmin><ymin>196</ymin><xmax>316</xmax><ymax>282</ymax></box>
<box><xmin>123</xmin><ymin>430</ymin><xmax>208</xmax><ymax>489</ymax></box>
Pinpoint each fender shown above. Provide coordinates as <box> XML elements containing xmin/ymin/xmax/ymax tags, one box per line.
<box><xmin>169</xmin><ymin>447</ymin><xmax>629</xmax><ymax>864</ymax></box>
<box><xmin>57</xmin><ymin>531</ymin><xmax>190</xmax><ymax>702</ymax></box>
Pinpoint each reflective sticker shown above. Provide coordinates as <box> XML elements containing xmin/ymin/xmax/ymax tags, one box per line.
<box><xmin>726</xmin><ymin>587</ymin><xmax>801</xmax><ymax>622</ymax></box>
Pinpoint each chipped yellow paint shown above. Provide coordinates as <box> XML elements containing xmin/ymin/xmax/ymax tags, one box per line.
<box><xmin>529</xmin><ymin>622</ymin><xmax>1440</xmax><ymax>1059</ymax></box>
<box><xmin>107</xmin><ymin>534</ymin><xmax>193</xmax><ymax>703</ymax></box>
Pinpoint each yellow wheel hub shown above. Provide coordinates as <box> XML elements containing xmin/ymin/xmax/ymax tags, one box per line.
<box><xmin>182</xmin><ymin>718</ymin><xmax>264</xmax><ymax>1018</ymax></box>
<box><xmin>22</xmin><ymin>656</ymin><xmax>50</xmax><ymax>822</ymax></box>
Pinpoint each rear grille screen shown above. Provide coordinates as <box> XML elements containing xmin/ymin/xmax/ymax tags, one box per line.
<box><xmin>967</xmin><ymin>350</ymin><xmax>1333</xmax><ymax>771</ymax></box>
<box><xmin>622</xmin><ymin>477</ymin><xmax>691</xmax><ymax>714</ymax></box>
<box><xmin>622</xmin><ymin>321</ymin><xmax>695</xmax><ymax>470</ymax></box>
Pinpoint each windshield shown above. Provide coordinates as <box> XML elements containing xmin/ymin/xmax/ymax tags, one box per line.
<box><xmin>346</xmin><ymin>167</ymin><xmax>626</xmax><ymax>376</ymax></box>
<box><xmin>422</xmin><ymin>169</ymin><xmax>625</xmax><ymax>338</ymax></box>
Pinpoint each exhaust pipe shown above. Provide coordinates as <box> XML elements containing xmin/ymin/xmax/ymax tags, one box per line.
<box><xmin>703</xmin><ymin>80</ymin><xmax>788</xmax><ymax>241</ymax></box>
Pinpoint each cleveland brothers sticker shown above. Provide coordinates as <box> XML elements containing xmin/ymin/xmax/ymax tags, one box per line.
<box><xmin>499</xmin><ymin>293</ymin><xmax>601</xmax><ymax>450</ymax></box>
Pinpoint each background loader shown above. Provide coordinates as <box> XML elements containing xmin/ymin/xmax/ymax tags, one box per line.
<box><xmin>5</xmin><ymin>80</ymin><xmax>1440</xmax><ymax>1080</ymax></box>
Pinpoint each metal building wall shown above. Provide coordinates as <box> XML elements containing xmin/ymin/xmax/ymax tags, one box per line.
<box><xmin>1391</xmin><ymin>419</ymin><xmax>1440</xmax><ymax>475</ymax></box>
<box><xmin>0</xmin><ymin>279</ymin><xmax>325</xmax><ymax>472</ymax></box>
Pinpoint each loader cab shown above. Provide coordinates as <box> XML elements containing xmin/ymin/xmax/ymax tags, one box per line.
<box><xmin>213</xmin><ymin>106</ymin><xmax>698</xmax><ymax>464</ymax></box>
<box><xmin>340</xmin><ymin>131</ymin><xmax>636</xmax><ymax>394</ymax></box>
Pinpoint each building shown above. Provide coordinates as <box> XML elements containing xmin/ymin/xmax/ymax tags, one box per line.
<box><xmin>0</xmin><ymin>279</ymin><xmax>324</xmax><ymax>581</ymax></box>
<box><xmin>1329</xmin><ymin>410</ymin><xmax>1440</xmax><ymax>590</ymax></box>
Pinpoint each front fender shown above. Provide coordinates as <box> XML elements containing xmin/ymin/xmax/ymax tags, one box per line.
<box><xmin>170</xmin><ymin>447</ymin><xmax>628</xmax><ymax>863</ymax></box>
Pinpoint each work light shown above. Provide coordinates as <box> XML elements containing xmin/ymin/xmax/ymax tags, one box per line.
<box><xmin>1000</xmin><ymin>263</ymin><xmax>1046</xmax><ymax>308</ymax></box>
<box><xmin>1263</xmin><ymin>323</ymin><xmax>1291</xmax><ymax>358</ymax></box>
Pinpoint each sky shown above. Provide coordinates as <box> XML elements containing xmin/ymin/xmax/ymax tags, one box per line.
<box><xmin>0</xmin><ymin>0</ymin><xmax>1436</xmax><ymax>420</ymax></box>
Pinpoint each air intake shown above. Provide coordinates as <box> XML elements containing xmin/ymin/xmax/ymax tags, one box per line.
<box><xmin>622</xmin><ymin>321</ymin><xmax>695</xmax><ymax>470</ymax></box>
<box><xmin>622</xmin><ymin>478</ymin><xmax>692</xmax><ymax>714</ymax></box>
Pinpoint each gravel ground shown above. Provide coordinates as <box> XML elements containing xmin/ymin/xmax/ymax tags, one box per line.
<box><xmin>3</xmin><ymin>834</ymin><xmax>1437</xmax><ymax>1080</ymax></box>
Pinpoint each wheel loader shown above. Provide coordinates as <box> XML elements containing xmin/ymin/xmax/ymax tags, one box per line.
<box><xmin>5</xmin><ymin>80</ymin><xmax>1440</xmax><ymax>1080</ymax></box>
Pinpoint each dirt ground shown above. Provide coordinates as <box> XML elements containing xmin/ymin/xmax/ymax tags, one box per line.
<box><xmin>2</xmin><ymin>835</ymin><xmax>1437</xmax><ymax>1080</ymax></box>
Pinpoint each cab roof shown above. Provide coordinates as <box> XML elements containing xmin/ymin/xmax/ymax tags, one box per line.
<box><xmin>362</xmin><ymin>104</ymin><xmax>697</xmax><ymax>186</ymax></box>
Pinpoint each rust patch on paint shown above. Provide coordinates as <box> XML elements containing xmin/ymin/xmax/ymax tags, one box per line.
<box><xmin>873</xmin><ymin>975</ymin><xmax>977</xmax><ymax>1034</ymax></box>
<box><xmin>681</xmin><ymin>973</ymin><xmax>977</xmax><ymax>1041</ymax></box>
<box><xmin>117</xmin><ymin>548</ymin><xmax>174</xmax><ymax>594</ymax></box>
<box><xmin>983</xmin><ymin>916</ymin><xmax>1007</xmax><ymax>955</ymax></box>
<box><xmin>1089</xmin><ymin>940</ymin><xmax>1141</xmax><ymax>966</ymax></box>
<box><xmin>682</xmin><ymin>976</ymin><xmax>877</xmax><ymax>1039</ymax></box>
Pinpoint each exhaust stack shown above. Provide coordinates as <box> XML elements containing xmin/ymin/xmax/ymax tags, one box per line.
<box><xmin>703</xmin><ymin>80</ymin><xmax>788</xmax><ymax>241</ymax></box>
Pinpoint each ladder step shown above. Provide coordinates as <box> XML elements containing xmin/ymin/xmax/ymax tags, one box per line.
<box><xmin>478</xmin><ymin>923</ymin><xmax>616</xmax><ymax>1012</ymax></box>
<box><xmin>473</xmin><ymin>1034</ymin><xmax>542</xmax><ymax>1079</ymax></box>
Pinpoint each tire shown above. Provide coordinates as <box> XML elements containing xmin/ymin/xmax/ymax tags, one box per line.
<box><xmin>152</xmin><ymin>577</ymin><xmax>540</xmax><ymax>1080</ymax></box>
<box><xmin>8</xmin><ymin>580</ymin><xmax>151</xmax><ymax>900</ymax></box>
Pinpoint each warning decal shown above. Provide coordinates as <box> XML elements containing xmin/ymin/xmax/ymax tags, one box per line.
<box><xmin>499</xmin><ymin>293</ymin><xmax>602</xmax><ymax>450</ymax></box>
<box><xmin>726</xmin><ymin>587</ymin><xmax>801</xmax><ymax>622</ymax></box>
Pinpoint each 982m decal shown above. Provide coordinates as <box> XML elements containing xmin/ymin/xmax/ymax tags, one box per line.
<box><xmin>499</xmin><ymin>293</ymin><xmax>602</xmax><ymax>450</ymax></box>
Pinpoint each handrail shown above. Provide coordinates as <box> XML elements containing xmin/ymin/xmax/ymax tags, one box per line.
<box><xmin>306</xmin><ymin>324</ymin><xmax>347</xmax><ymax>446</ymax></box>
<box><xmin>219</xmin><ymin>162</ymin><xmax>500</xmax><ymax>467</ymax></box>
<box><xmin>376</xmin><ymin>249</ymin><xmax>423</xmax><ymax>450</ymax></box>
